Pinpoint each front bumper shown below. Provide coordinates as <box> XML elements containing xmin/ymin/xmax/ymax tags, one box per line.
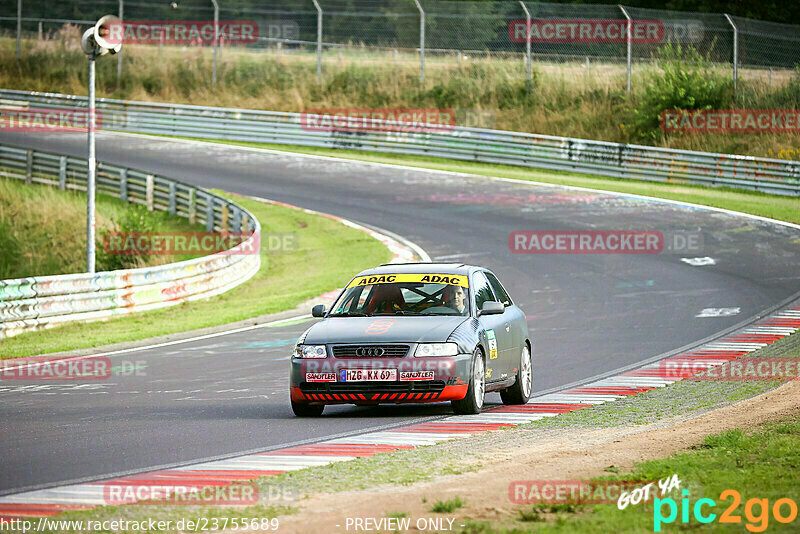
<box><xmin>290</xmin><ymin>351</ymin><xmax>471</xmax><ymax>405</ymax></box>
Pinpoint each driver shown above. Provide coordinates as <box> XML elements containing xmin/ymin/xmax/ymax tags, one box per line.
<box><xmin>442</xmin><ymin>284</ymin><xmax>467</xmax><ymax>314</ymax></box>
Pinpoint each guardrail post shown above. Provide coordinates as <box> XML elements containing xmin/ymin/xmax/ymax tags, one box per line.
<box><xmin>25</xmin><ymin>150</ymin><xmax>32</xmax><ymax>185</ymax></box>
<box><xmin>206</xmin><ymin>195</ymin><xmax>215</xmax><ymax>232</ymax></box>
<box><xmin>619</xmin><ymin>5</ymin><xmax>632</xmax><ymax>96</ymax></box>
<box><xmin>413</xmin><ymin>0</ymin><xmax>425</xmax><ymax>83</ymax></box>
<box><xmin>724</xmin><ymin>14</ymin><xmax>738</xmax><ymax>100</ymax></box>
<box><xmin>58</xmin><ymin>156</ymin><xmax>66</xmax><ymax>190</ymax></box>
<box><xmin>168</xmin><ymin>181</ymin><xmax>177</xmax><ymax>215</ymax></box>
<box><xmin>233</xmin><ymin>208</ymin><xmax>242</xmax><ymax>234</ymax></box>
<box><xmin>119</xmin><ymin>168</ymin><xmax>127</xmax><ymax>201</ymax></box>
<box><xmin>519</xmin><ymin>1</ymin><xmax>531</xmax><ymax>92</ymax></box>
<box><xmin>146</xmin><ymin>174</ymin><xmax>154</xmax><ymax>211</ymax></box>
<box><xmin>312</xmin><ymin>0</ymin><xmax>322</xmax><ymax>79</ymax></box>
<box><xmin>188</xmin><ymin>188</ymin><xmax>196</xmax><ymax>224</ymax></box>
<box><xmin>221</xmin><ymin>203</ymin><xmax>229</xmax><ymax>231</ymax></box>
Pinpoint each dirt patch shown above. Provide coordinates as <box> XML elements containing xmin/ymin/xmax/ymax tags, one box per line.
<box><xmin>266</xmin><ymin>379</ymin><xmax>800</xmax><ymax>533</ymax></box>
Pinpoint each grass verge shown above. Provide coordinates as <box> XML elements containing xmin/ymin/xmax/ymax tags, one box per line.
<box><xmin>0</xmin><ymin>191</ymin><xmax>392</xmax><ymax>358</ymax></box>
<box><xmin>5</xmin><ymin>32</ymin><xmax>800</xmax><ymax>158</ymax></box>
<box><xmin>164</xmin><ymin>137</ymin><xmax>800</xmax><ymax>225</ymax></box>
<box><xmin>462</xmin><ymin>413</ymin><xmax>800</xmax><ymax>533</ymax></box>
<box><xmin>0</xmin><ymin>177</ymin><xmax>203</xmax><ymax>279</ymax></box>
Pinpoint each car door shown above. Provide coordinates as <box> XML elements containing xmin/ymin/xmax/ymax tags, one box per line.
<box><xmin>485</xmin><ymin>270</ymin><xmax>527</xmax><ymax>373</ymax></box>
<box><xmin>472</xmin><ymin>271</ymin><xmax>513</xmax><ymax>381</ymax></box>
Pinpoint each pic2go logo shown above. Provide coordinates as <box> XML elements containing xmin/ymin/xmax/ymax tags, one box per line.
<box><xmin>654</xmin><ymin>489</ymin><xmax>798</xmax><ymax>532</ymax></box>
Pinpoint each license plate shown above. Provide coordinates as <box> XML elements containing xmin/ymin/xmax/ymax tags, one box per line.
<box><xmin>340</xmin><ymin>369</ymin><xmax>397</xmax><ymax>382</ymax></box>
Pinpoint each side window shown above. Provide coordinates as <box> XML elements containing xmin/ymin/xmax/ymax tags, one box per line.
<box><xmin>472</xmin><ymin>272</ymin><xmax>497</xmax><ymax>311</ymax></box>
<box><xmin>485</xmin><ymin>272</ymin><xmax>512</xmax><ymax>306</ymax></box>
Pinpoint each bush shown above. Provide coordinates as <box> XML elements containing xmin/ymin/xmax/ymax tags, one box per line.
<box><xmin>625</xmin><ymin>44</ymin><xmax>733</xmax><ymax>142</ymax></box>
<box><xmin>96</xmin><ymin>204</ymin><xmax>159</xmax><ymax>272</ymax></box>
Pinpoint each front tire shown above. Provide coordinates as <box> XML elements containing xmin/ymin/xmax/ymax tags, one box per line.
<box><xmin>452</xmin><ymin>348</ymin><xmax>485</xmax><ymax>415</ymax></box>
<box><xmin>500</xmin><ymin>343</ymin><xmax>532</xmax><ymax>405</ymax></box>
<box><xmin>291</xmin><ymin>400</ymin><xmax>324</xmax><ymax>417</ymax></box>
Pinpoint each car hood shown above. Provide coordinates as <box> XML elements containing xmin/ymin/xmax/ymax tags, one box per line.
<box><xmin>303</xmin><ymin>316</ymin><xmax>469</xmax><ymax>345</ymax></box>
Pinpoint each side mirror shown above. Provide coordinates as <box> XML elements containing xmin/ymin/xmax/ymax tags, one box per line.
<box><xmin>311</xmin><ymin>304</ymin><xmax>326</xmax><ymax>318</ymax></box>
<box><xmin>478</xmin><ymin>301</ymin><xmax>504</xmax><ymax>316</ymax></box>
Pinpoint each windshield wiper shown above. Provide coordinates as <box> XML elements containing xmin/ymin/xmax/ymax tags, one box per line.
<box><xmin>329</xmin><ymin>311</ymin><xmax>371</xmax><ymax>317</ymax></box>
<box><xmin>373</xmin><ymin>310</ymin><xmax>424</xmax><ymax>316</ymax></box>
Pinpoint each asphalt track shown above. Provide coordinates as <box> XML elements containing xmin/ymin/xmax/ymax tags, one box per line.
<box><xmin>1</xmin><ymin>131</ymin><xmax>799</xmax><ymax>495</ymax></box>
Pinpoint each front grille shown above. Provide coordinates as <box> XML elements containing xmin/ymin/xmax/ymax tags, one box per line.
<box><xmin>300</xmin><ymin>381</ymin><xmax>446</xmax><ymax>395</ymax></box>
<box><xmin>332</xmin><ymin>344</ymin><xmax>410</xmax><ymax>358</ymax></box>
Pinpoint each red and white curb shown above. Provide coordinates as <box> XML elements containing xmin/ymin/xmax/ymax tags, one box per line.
<box><xmin>2</xmin><ymin>303</ymin><xmax>797</xmax><ymax>518</ymax></box>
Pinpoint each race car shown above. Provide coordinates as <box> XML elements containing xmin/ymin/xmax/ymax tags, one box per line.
<box><xmin>289</xmin><ymin>263</ymin><xmax>532</xmax><ymax>416</ymax></box>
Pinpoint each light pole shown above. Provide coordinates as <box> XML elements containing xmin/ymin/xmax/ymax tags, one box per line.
<box><xmin>81</xmin><ymin>15</ymin><xmax>122</xmax><ymax>273</ymax></box>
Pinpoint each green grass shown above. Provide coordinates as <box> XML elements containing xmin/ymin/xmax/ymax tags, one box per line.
<box><xmin>431</xmin><ymin>496</ymin><xmax>466</xmax><ymax>513</ymax></box>
<box><xmin>0</xmin><ymin>191</ymin><xmax>392</xmax><ymax>358</ymax></box>
<box><xmin>457</xmin><ymin>412</ymin><xmax>800</xmax><ymax>533</ymax></box>
<box><xmin>169</xmin><ymin>137</ymin><xmax>800</xmax><ymax>226</ymax></box>
<box><xmin>261</xmin><ymin>442</ymin><xmax>481</xmax><ymax>498</ymax></box>
<box><xmin>0</xmin><ymin>177</ymin><xmax>203</xmax><ymax>278</ymax></box>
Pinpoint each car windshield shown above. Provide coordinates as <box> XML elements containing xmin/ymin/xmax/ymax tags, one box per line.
<box><xmin>329</xmin><ymin>273</ymin><xmax>470</xmax><ymax>317</ymax></box>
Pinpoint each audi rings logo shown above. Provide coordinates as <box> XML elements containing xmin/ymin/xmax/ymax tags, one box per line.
<box><xmin>355</xmin><ymin>347</ymin><xmax>385</xmax><ymax>357</ymax></box>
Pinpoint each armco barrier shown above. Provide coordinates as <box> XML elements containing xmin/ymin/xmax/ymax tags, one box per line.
<box><xmin>0</xmin><ymin>144</ymin><xmax>261</xmax><ymax>339</ymax></box>
<box><xmin>1</xmin><ymin>89</ymin><xmax>799</xmax><ymax>196</ymax></box>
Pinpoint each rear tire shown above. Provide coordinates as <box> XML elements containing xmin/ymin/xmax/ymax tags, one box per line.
<box><xmin>291</xmin><ymin>400</ymin><xmax>325</xmax><ymax>417</ymax></box>
<box><xmin>452</xmin><ymin>348</ymin><xmax>485</xmax><ymax>415</ymax></box>
<box><xmin>500</xmin><ymin>343</ymin><xmax>532</xmax><ymax>405</ymax></box>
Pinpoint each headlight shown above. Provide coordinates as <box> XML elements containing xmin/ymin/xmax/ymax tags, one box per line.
<box><xmin>295</xmin><ymin>344</ymin><xmax>327</xmax><ymax>358</ymax></box>
<box><xmin>415</xmin><ymin>343</ymin><xmax>458</xmax><ymax>357</ymax></box>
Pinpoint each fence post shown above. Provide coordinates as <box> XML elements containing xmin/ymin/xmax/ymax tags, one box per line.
<box><xmin>413</xmin><ymin>0</ymin><xmax>425</xmax><ymax>83</ymax></box>
<box><xmin>25</xmin><ymin>150</ymin><xmax>32</xmax><ymax>184</ymax></box>
<box><xmin>168</xmin><ymin>181</ymin><xmax>177</xmax><ymax>215</ymax></box>
<box><xmin>38</xmin><ymin>20</ymin><xmax>42</xmax><ymax>40</ymax></box>
<box><xmin>16</xmin><ymin>0</ymin><xmax>21</xmax><ymax>59</ymax></box>
<box><xmin>619</xmin><ymin>5</ymin><xmax>632</xmax><ymax>96</ymax></box>
<box><xmin>58</xmin><ymin>156</ymin><xmax>67</xmax><ymax>190</ymax></box>
<box><xmin>519</xmin><ymin>1</ymin><xmax>531</xmax><ymax>91</ymax></box>
<box><xmin>312</xmin><ymin>0</ymin><xmax>322</xmax><ymax>78</ymax></box>
<box><xmin>724</xmin><ymin>14</ymin><xmax>738</xmax><ymax>99</ymax></box>
<box><xmin>117</xmin><ymin>0</ymin><xmax>123</xmax><ymax>85</ymax></box>
<box><xmin>119</xmin><ymin>168</ymin><xmax>127</xmax><ymax>201</ymax></box>
<box><xmin>211</xmin><ymin>0</ymin><xmax>219</xmax><ymax>86</ymax></box>
<box><xmin>146</xmin><ymin>174</ymin><xmax>154</xmax><ymax>211</ymax></box>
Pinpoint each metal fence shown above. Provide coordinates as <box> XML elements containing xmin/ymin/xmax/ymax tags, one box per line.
<box><xmin>0</xmin><ymin>142</ymin><xmax>261</xmax><ymax>339</ymax></box>
<box><xmin>3</xmin><ymin>0</ymin><xmax>800</xmax><ymax>93</ymax></box>
<box><xmin>2</xmin><ymin>88</ymin><xmax>798</xmax><ymax>196</ymax></box>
